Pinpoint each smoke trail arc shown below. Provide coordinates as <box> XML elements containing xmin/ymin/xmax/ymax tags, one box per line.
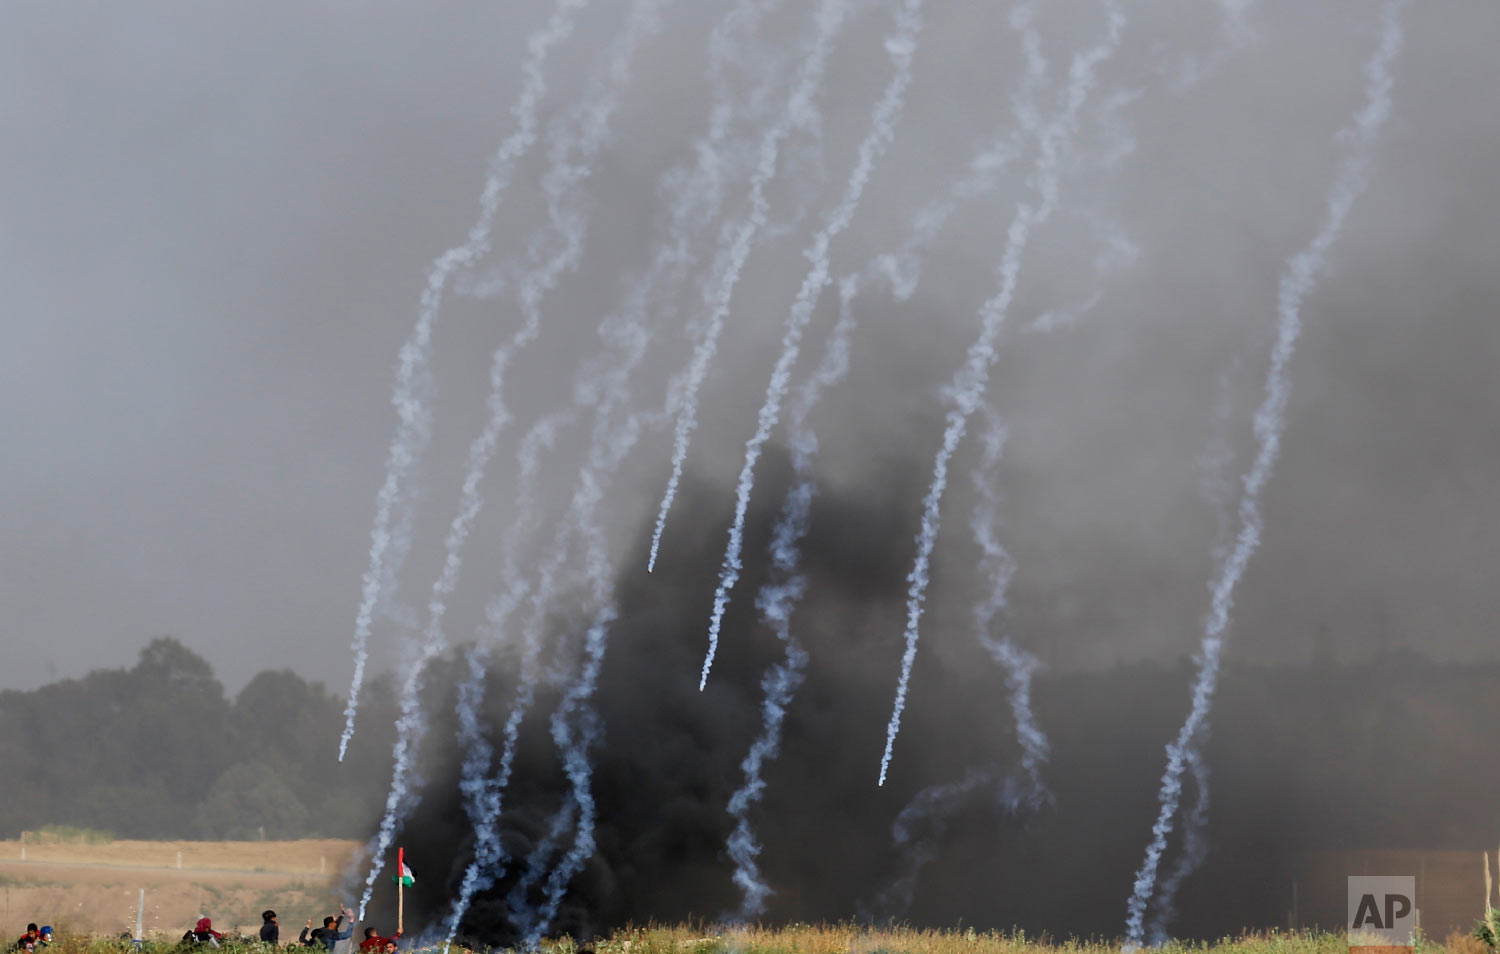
<box><xmin>1122</xmin><ymin>3</ymin><xmax>1407</xmax><ymax>944</ymax></box>
<box><xmin>1139</xmin><ymin>367</ymin><xmax>1240</xmax><ymax>943</ymax></box>
<box><xmin>339</xmin><ymin>0</ymin><xmax>595</xmax><ymax>763</ymax></box>
<box><xmin>719</xmin><ymin>269</ymin><xmax>861</xmax><ymax>917</ymax></box>
<box><xmin>507</xmin><ymin>797</ymin><xmax>578</xmax><ymax>942</ymax></box>
<box><xmin>449</xmin><ymin>228</ymin><xmax>665</xmax><ymax>941</ymax></box>
<box><xmin>719</xmin><ymin>32</ymin><xmax>1060</xmax><ymax>894</ymax></box>
<box><xmin>1146</xmin><ymin>732</ymin><xmax>1211</xmax><ymax>945</ymax></box>
<box><xmin>440</xmin><ymin>301</ymin><xmax>660</xmax><ymax>946</ymax></box>
<box><xmin>646</xmin><ymin>0</ymin><xmax>854</xmax><ymax>574</ymax></box>
<box><xmin>699</xmin><ymin>0</ymin><xmax>926</xmax><ymax>691</ymax></box>
<box><xmin>863</xmin><ymin>765</ymin><xmax>1004</xmax><ymax>924</ymax></box>
<box><xmin>511</xmin><ymin>398</ymin><xmax>654</xmax><ymax>945</ymax></box>
<box><xmin>721</xmin><ymin>23</ymin><xmax>1052</xmax><ymax>891</ymax></box>
<box><xmin>968</xmin><ymin>404</ymin><xmax>1049</xmax><ymax>806</ymax></box>
<box><xmin>358</xmin><ymin>0</ymin><xmax>663</xmax><ymax>917</ymax></box>
<box><xmin>871</xmin><ymin>1</ymin><xmax>1045</xmax><ymax>306</ymax></box>
<box><xmin>440</xmin><ymin>1</ymin><xmax>796</xmax><ymax>938</ymax></box>
<box><xmin>440</xmin><ymin>409</ymin><xmax>575</xmax><ymax>951</ymax></box>
<box><xmin>879</xmin><ymin>0</ymin><xmax>1126</xmax><ymax>787</ymax></box>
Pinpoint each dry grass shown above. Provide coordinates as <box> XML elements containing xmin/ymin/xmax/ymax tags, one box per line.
<box><xmin>8</xmin><ymin>923</ymin><xmax>1492</xmax><ymax>954</ymax></box>
<box><xmin>1442</xmin><ymin>931</ymin><xmax>1490</xmax><ymax>954</ymax></box>
<box><xmin>0</xmin><ymin>840</ymin><xmax>360</xmax><ymax>937</ymax></box>
<box><xmin>581</xmin><ymin>924</ymin><xmax>1457</xmax><ymax>954</ymax></box>
<box><xmin>0</xmin><ymin>840</ymin><xmax>359</xmax><ymax>875</ymax></box>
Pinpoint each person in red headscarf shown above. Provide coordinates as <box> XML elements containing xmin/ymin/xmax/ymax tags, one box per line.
<box><xmin>182</xmin><ymin>918</ymin><xmax>224</xmax><ymax>945</ymax></box>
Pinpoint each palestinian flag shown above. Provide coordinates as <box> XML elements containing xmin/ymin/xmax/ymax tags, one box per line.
<box><xmin>393</xmin><ymin>847</ymin><xmax>415</xmax><ymax>886</ymax></box>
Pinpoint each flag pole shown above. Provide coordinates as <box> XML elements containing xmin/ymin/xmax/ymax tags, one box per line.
<box><xmin>397</xmin><ymin>846</ymin><xmax>404</xmax><ymax>938</ymax></box>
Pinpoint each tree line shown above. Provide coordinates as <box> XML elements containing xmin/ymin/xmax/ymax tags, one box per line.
<box><xmin>0</xmin><ymin>637</ymin><xmax>397</xmax><ymax>840</ymax></box>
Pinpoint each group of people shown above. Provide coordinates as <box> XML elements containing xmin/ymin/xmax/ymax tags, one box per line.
<box><xmin>13</xmin><ymin>925</ymin><xmax>51</xmax><ymax>951</ymax></box>
<box><xmin>178</xmin><ymin>909</ymin><xmax>400</xmax><ymax>951</ymax></box>
<box><xmin>244</xmin><ymin>908</ymin><xmax>399</xmax><ymax>952</ymax></box>
<box><xmin>10</xmin><ymin>910</ymin><xmax>400</xmax><ymax>951</ymax></box>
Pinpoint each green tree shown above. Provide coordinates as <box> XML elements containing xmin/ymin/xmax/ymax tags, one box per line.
<box><xmin>194</xmin><ymin>763</ymin><xmax>311</xmax><ymax>840</ymax></box>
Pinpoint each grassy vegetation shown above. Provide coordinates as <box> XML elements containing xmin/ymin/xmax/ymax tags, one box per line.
<box><xmin>24</xmin><ymin>826</ymin><xmax>116</xmax><ymax>845</ymax></box>
<box><xmin>580</xmin><ymin>924</ymin><xmax>1491</xmax><ymax>954</ymax></box>
<box><xmin>24</xmin><ymin>924</ymin><xmax>1497</xmax><ymax>954</ymax></box>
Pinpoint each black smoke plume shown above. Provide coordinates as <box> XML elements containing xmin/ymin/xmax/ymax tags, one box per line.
<box><xmin>369</xmin><ymin>456</ymin><xmax>1500</xmax><ymax>945</ymax></box>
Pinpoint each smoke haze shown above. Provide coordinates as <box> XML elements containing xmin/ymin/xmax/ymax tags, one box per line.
<box><xmin>3</xmin><ymin>0</ymin><xmax>1499</xmax><ymax>944</ymax></box>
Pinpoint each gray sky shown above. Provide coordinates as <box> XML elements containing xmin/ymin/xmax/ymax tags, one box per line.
<box><xmin>2</xmin><ymin>0</ymin><xmax>1497</xmax><ymax>694</ymax></box>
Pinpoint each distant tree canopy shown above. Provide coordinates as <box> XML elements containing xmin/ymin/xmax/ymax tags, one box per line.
<box><xmin>0</xmin><ymin>637</ymin><xmax>398</xmax><ymax>840</ymax></box>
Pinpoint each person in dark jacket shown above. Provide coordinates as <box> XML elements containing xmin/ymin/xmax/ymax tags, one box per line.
<box><xmin>15</xmin><ymin>925</ymin><xmax>39</xmax><ymax>951</ymax></box>
<box><xmin>299</xmin><ymin>908</ymin><xmax>353</xmax><ymax>951</ymax></box>
<box><xmin>259</xmin><ymin>911</ymin><xmax>279</xmax><ymax>945</ymax></box>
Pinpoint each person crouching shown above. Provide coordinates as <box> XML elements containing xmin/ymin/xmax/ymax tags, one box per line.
<box><xmin>183</xmin><ymin>918</ymin><xmax>223</xmax><ymax>946</ymax></box>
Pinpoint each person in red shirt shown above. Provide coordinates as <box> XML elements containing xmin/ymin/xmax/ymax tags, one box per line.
<box><xmin>357</xmin><ymin>927</ymin><xmax>400</xmax><ymax>952</ymax></box>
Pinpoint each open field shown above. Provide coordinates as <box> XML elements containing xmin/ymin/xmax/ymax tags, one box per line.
<box><xmin>0</xmin><ymin>840</ymin><xmax>361</xmax><ymax>937</ymax></box>
<box><xmin>2</xmin><ymin>839</ymin><xmax>359</xmax><ymax>875</ymax></box>
<box><xmin>585</xmin><ymin>924</ymin><xmax>1491</xmax><ymax>954</ymax></box>
<box><xmin>8</xmin><ymin>925</ymin><xmax>1498</xmax><ymax>954</ymax></box>
<box><xmin>0</xmin><ymin>841</ymin><xmax>1489</xmax><ymax>949</ymax></box>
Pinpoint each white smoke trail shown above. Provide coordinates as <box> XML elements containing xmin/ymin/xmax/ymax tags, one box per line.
<box><xmin>440</xmin><ymin>410</ymin><xmax>575</xmax><ymax>951</ymax></box>
<box><xmin>1119</xmin><ymin>377</ymin><xmax>1238</xmax><ymax>948</ymax></box>
<box><xmin>439</xmin><ymin>324</ymin><xmax>653</xmax><ymax>949</ymax></box>
<box><xmin>723</xmin><ymin>603</ymin><xmax>808</xmax><ymax>921</ymax></box>
<box><xmin>1134</xmin><ymin>372</ymin><xmax>1240</xmax><ymax>944</ymax></box>
<box><xmin>874</xmin><ymin>2</ymin><xmax>1046</xmax><ymax>305</ymax></box>
<box><xmin>722</xmin><ymin>260</ymin><xmax>867</xmax><ymax>917</ymax></box>
<box><xmin>338</xmin><ymin>0</ymin><xmax>593</xmax><ymax>763</ymax></box>
<box><xmin>455</xmin><ymin>396</ymin><xmax>650</xmax><ymax>946</ymax></box>
<box><xmin>1122</xmin><ymin>3</ymin><xmax>1407</xmax><ymax>944</ymax></box>
<box><xmin>507</xmin><ymin>797</ymin><xmax>578</xmax><ymax>939</ymax></box>
<box><xmin>861</xmin><ymin>765</ymin><xmax>1005</xmax><ymax>923</ymax></box>
<box><xmin>967</xmin><ymin>404</ymin><xmax>1050</xmax><ymax>806</ymax></box>
<box><xmin>521</xmin><ymin>359</ymin><xmax>667</xmax><ymax>941</ymax></box>
<box><xmin>1172</xmin><ymin>0</ymin><xmax>1262</xmax><ymax>92</ymax></box>
<box><xmin>720</xmin><ymin>15</ymin><xmax>1051</xmax><ymax>887</ymax></box>
<box><xmin>441</xmin><ymin>2</ymin><xmax>791</xmax><ymax>938</ymax></box>
<box><xmin>1146</xmin><ymin>732</ymin><xmax>1211</xmax><ymax>945</ymax></box>
<box><xmin>879</xmin><ymin>0</ymin><xmax>1126</xmax><ymax>787</ymax></box>
<box><xmin>461</xmin><ymin>521</ymin><xmax>589</xmax><ymax>932</ymax></box>
<box><xmin>455</xmin><ymin>280</ymin><xmax>659</xmax><ymax>941</ymax></box>
<box><xmin>719</xmin><ymin>59</ymin><xmax>1058</xmax><ymax>883</ymax></box>
<box><xmin>1020</xmin><ymin>211</ymin><xmax>1139</xmax><ymax>334</ymax></box>
<box><xmin>721</xmin><ymin>466</ymin><xmax>814</xmax><ymax>920</ymax></box>
<box><xmin>1139</xmin><ymin>369</ymin><xmax>1238</xmax><ymax>943</ymax></box>
<box><xmin>645</xmin><ymin>0</ymin><xmax>855</xmax><ymax>574</ymax></box>
<box><xmin>721</xmin><ymin>270</ymin><xmax>861</xmax><ymax>917</ymax></box>
<box><xmin>448</xmin><ymin>646</ymin><xmax>501</xmax><ymax>926</ymax></box>
<box><xmin>524</xmin><ymin>610</ymin><xmax>612</xmax><ymax>948</ymax></box>
<box><xmin>1191</xmin><ymin>363</ymin><xmax>1244</xmax><ymax>590</ymax></box>
<box><xmin>508</xmin><ymin>400</ymin><xmax>644</xmax><ymax>945</ymax></box>
<box><xmin>700</xmin><ymin>0</ymin><xmax>927</xmax><ymax>691</ymax></box>
<box><xmin>357</xmin><ymin>0</ymin><xmax>663</xmax><ymax>917</ymax></box>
